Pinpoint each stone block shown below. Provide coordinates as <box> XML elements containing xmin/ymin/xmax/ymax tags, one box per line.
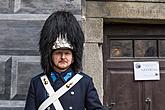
<box><xmin>0</xmin><ymin>56</ymin><xmax>11</xmax><ymax>100</ymax></box>
<box><xmin>0</xmin><ymin>0</ymin><xmax>11</xmax><ymax>13</ymax></box>
<box><xmin>11</xmin><ymin>56</ymin><xmax>42</xmax><ymax>100</ymax></box>
<box><xmin>85</xmin><ymin>18</ymin><xmax>103</xmax><ymax>43</ymax></box>
<box><xmin>0</xmin><ymin>108</ymin><xmax>23</xmax><ymax>110</ymax></box>
<box><xmin>0</xmin><ymin>61</ymin><xmax>6</xmax><ymax>94</ymax></box>
<box><xmin>0</xmin><ymin>20</ymin><xmax>44</xmax><ymax>55</ymax></box>
<box><xmin>87</xmin><ymin>1</ymin><xmax>165</xmax><ymax>20</ymax></box>
<box><xmin>83</xmin><ymin>43</ymin><xmax>103</xmax><ymax>101</ymax></box>
<box><xmin>0</xmin><ymin>100</ymin><xmax>25</xmax><ymax>109</ymax></box>
<box><xmin>15</xmin><ymin>0</ymin><xmax>81</xmax><ymax>14</ymax></box>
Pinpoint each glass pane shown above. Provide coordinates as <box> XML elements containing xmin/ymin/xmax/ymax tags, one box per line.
<box><xmin>134</xmin><ymin>40</ymin><xmax>157</xmax><ymax>57</ymax></box>
<box><xmin>159</xmin><ymin>40</ymin><xmax>165</xmax><ymax>57</ymax></box>
<box><xmin>110</xmin><ymin>40</ymin><xmax>133</xmax><ymax>57</ymax></box>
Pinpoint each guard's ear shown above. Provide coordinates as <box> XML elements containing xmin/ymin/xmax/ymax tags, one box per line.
<box><xmin>71</xmin><ymin>56</ymin><xmax>74</xmax><ymax>63</ymax></box>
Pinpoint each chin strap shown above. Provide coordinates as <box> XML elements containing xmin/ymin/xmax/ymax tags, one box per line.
<box><xmin>39</xmin><ymin>73</ymin><xmax>83</xmax><ymax>110</ymax></box>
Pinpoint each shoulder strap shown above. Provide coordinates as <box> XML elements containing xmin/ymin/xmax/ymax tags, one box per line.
<box><xmin>39</xmin><ymin>73</ymin><xmax>83</xmax><ymax>110</ymax></box>
<box><xmin>40</xmin><ymin>75</ymin><xmax>64</xmax><ymax>110</ymax></box>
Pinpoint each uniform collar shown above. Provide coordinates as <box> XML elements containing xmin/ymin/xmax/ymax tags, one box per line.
<box><xmin>50</xmin><ymin>68</ymin><xmax>73</xmax><ymax>82</ymax></box>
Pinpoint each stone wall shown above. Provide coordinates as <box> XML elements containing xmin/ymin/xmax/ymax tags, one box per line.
<box><xmin>86</xmin><ymin>1</ymin><xmax>165</xmax><ymax>23</ymax></box>
<box><xmin>83</xmin><ymin>18</ymin><xmax>104</xmax><ymax>102</ymax></box>
<box><xmin>85</xmin><ymin>0</ymin><xmax>165</xmax><ymax>103</ymax></box>
<box><xmin>0</xmin><ymin>0</ymin><xmax>81</xmax><ymax>109</ymax></box>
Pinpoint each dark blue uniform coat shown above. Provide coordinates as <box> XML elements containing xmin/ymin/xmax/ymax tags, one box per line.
<box><xmin>25</xmin><ymin>70</ymin><xmax>103</xmax><ymax>110</ymax></box>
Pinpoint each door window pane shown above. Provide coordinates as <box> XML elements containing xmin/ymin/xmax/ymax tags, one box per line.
<box><xmin>110</xmin><ymin>40</ymin><xmax>132</xmax><ymax>57</ymax></box>
<box><xmin>159</xmin><ymin>40</ymin><xmax>165</xmax><ymax>57</ymax></box>
<box><xmin>134</xmin><ymin>40</ymin><xmax>157</xmax><ymax>57</ymax></box>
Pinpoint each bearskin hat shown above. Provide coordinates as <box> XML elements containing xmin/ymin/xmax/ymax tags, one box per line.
<box><xmin>39</xmin><ymin>11</ymin><xmax>84</xmax><ymax>74</ymax></box>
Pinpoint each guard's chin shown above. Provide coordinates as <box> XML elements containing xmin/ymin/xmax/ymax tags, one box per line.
<box><xmin>55</xmin><ymin>65</ymin><xmax>69</xmax><ymax>71</ymax></box>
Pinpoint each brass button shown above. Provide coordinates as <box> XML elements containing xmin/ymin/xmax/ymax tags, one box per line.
<box><xmin>43</xmin><ymin>78</ymin><xmax>48</xmax><ymax>85</ymax></box>
<box><xmin>66</xmin><ymin>82</ymin><xmax>73</xmax><ymax>88</ymax></box>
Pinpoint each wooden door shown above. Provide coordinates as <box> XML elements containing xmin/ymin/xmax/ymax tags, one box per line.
<box><xmin>103</xmin><ymin>23</ymin><xmax>165</xmax><ymax>110</ymax></box>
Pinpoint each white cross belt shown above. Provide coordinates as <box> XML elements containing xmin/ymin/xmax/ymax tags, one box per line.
<box><xmin>39</xmin><ymin>73</ymin><xmax>83</xmax><ymax>110</ymax></box>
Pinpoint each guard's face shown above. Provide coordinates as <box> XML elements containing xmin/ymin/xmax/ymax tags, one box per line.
<box><xmin>52</xmin><ymin>49</ymin><xmax>73</xmax><ymax>72</ymax></box>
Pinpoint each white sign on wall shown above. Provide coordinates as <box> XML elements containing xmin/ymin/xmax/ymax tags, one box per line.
<box><xmin>133</xmin><ymin>61</ymin><xmax>160</xmax><ymax>80</ymax></box>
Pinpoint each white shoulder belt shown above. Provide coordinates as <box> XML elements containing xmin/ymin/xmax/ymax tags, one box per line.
<box><xmin>39</xmin><ymin>73</ymin><xmax>83</xmax><ymax>110</ymax></box>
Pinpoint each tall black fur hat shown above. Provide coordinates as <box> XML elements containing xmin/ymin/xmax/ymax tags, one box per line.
<box><xmin>39</xmin><ymin>11</ymin><xmax>84</xmax><ymax>74</ymax></box>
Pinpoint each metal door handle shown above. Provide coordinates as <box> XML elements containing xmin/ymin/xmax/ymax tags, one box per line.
<box><xmin>109</xmin><ymin>102</ymin><xmax>116</xmax><ymax>110</ymax></box>
<box><xmin>145</xmin><ymin>97</ymin><xmax>151</xmax><ymax>103</ymax></box>
<box><xmin>103</xmin><ymin>102</ymin><xmax>116</xmax><ymax>110</ymax></box>
<box><xmin>145</xmin><ymin>97</ymin><xmax>151</xmax><ymax>110</ymax></box>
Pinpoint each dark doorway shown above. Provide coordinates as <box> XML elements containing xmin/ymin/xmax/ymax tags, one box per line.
<box><xmin>103</xmin><ymin>23</ymin><xmax>165</xmax><ymax>110</ymax></box>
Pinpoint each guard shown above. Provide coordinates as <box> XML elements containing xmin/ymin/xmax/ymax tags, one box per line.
<box><xmin>25</xmin><ymin>11</ymin><xmax>103</xmax><ymax>110</ymax></box>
